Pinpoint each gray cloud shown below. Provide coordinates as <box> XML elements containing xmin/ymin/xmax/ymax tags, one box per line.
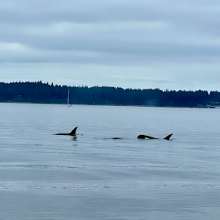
<box><xmin>0</xmin><ymin>0</ymin><xmax>220</xmax><ymax>90</ymax></box>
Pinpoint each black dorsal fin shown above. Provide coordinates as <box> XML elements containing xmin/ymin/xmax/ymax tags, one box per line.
<box><xmin>164</xmin><ymin>133</ymin><xmax>173</xmax><ymax>140</ymax></box>
<box><xmin>69</xmin><ymin>126</ymin><xmax>78</xmax><ymax>136</ymax></box>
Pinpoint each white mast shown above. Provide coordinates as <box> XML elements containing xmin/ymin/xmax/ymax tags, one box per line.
<box><xmin>67</xmin><ymin>89</ymin><xmax>71</xmax><ymax>107</ymax></box>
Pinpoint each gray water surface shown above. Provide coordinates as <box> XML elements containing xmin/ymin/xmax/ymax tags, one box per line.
<box><xmin>0</xmin><ymin>103</ymin><xmax>220</xmax><ymax>219</ymax></box>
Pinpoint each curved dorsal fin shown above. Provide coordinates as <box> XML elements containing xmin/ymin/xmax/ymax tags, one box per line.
<box><xmin>164</xmin><ymin>133</ymin><xmax>173</xmax><ymax>140</ymax></box>
<box><xmin>69</xmin><ymin>126</ymin><xmax>78</xmax><ymax>136</ymax></box>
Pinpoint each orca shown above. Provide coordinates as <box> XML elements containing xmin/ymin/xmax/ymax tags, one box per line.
<box><xmin>55</xmin><ymin>126</ymin><xmax>78</xmax><ymax>136</ymax></box>
<box><xmin>103</xmin><ymin>137</ymin><xmax>123</xmax><ymax>140</ymax></box>
<box><xmin>137</xmin><ymin>133</ymin><xmax>173</xmax><ymax>140</ymax></box>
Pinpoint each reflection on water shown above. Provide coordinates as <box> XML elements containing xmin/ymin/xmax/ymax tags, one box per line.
<box><xmin>0</xmin><ymin>103</ymin><xmax>220</xmax><ymax>219</ymax></box>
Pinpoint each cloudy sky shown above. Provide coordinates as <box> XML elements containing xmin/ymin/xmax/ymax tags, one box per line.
<box><xmin>1</xmin><ymin>0</ymin><xmax>220</xmax><ymax>91</ymax></box>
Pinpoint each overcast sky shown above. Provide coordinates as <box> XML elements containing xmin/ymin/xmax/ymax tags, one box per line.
<box><xmin>1</xmin><ymin>0</ymin><xmax>220</xmax><ymax>91</ymax></box>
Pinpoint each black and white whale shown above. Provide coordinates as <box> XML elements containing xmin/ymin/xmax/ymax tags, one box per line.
<box><xmin>137</xmin><ymin>133</ymin><xmax>173</xmax><ymax>140</ymax></box>
<box><xmin>55</xmin><ymin>126</ymin><xmax>78</xmax><ymax>136</ymax></box>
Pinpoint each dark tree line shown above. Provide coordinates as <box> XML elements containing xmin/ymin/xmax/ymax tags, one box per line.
<box><xmin>0</xmin><ymin>81</ymin><xmax>219</xmax><ymax>107</ymax></box>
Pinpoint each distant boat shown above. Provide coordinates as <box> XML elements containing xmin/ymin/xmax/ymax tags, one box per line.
<box><xmin>67</xmin><ymin>89</ymin><xmax>71</xmax><ymax>107</ymax></box>
<box><xmin>206</xmin><ymin>104</ymin><xmax>216</xmax><ymax>108</ymax></box>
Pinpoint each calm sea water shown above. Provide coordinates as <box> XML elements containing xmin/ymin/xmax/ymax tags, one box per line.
<box><xmin>0</xmin><ymin>103</ymin><xmax>220</xmax><ymax>220</ymax></box>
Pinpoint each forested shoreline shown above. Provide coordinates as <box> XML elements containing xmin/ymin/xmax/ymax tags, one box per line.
<box><xmin>0</xmin><ymin>81</ymin><xmax>220</xmax><ymax>107</ymax></box>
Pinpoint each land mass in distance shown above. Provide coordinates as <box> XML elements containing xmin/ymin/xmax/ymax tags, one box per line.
<box><xmin>0</xmin><ymin>81</ymin><xmax>219</xmax><ymax>108</ymax></box>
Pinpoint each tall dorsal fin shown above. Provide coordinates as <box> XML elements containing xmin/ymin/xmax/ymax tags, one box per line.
<box><xmin>164</xmin><ymin>133</ymin><xmax>173</xmax><ymax>140</ymax></box>
<box><xmin>69</xmin><ymin>126</ymin><xmax>78</xmax><ymax>136</ymax></box>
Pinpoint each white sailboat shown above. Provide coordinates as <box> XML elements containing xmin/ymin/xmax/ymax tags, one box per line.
<box><xmin>67</xmin><ymin>89</ymin><xmax>71</xmax><ymax>107</ymax></box>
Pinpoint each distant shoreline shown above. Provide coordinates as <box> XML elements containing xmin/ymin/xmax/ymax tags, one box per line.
<box><xmin>0</xmin><ymin>101</ymin><xmax>216</xmax><ymax>109</ymax></box>
<box><xmin>0</xmin><ymin>81</ymin><xmax>219</xmax><ymax>108</ymax></box>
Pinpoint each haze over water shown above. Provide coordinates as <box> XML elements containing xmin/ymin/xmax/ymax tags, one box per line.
<box><xmin>0</xmin><ymin>103</ymin><xmax>220</xmax><ymax>219</ymax></box>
